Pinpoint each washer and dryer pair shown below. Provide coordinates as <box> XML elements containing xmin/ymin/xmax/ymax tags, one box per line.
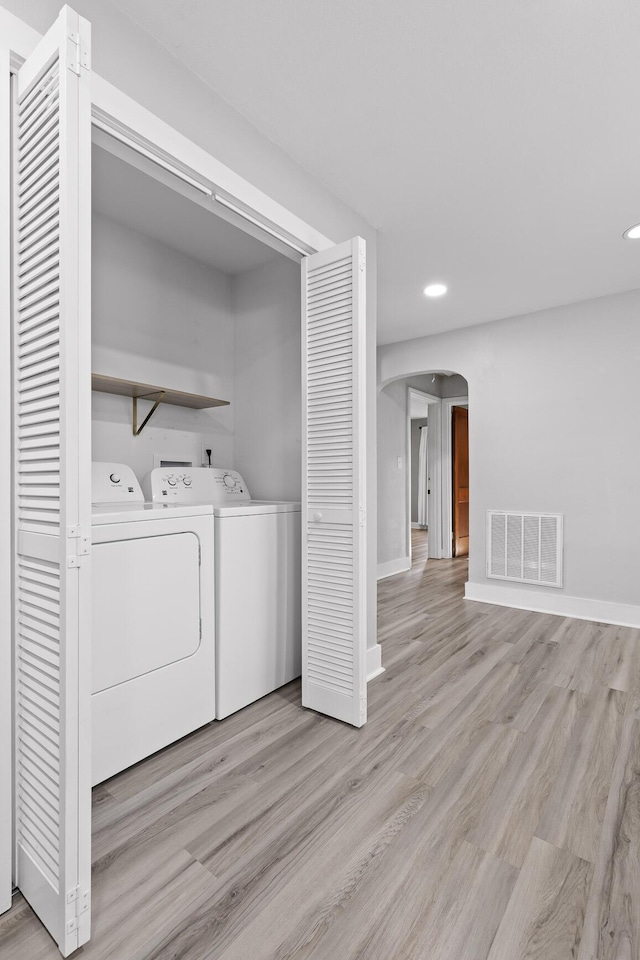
<box><xmin>91</xmin><ymin>463</ymin><xmax>301</xmax><ymax>785</ymax></box>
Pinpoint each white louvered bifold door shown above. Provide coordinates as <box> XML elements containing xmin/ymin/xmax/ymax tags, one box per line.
<box><xmin>13</xmin><ymin>7</ymin><xmax>92</xmax><ymax>956</ymax></box>
<box><xmin>302</xmin><ymin>237</ymin><xmax>367</xmax><ymax>727</ymax></box>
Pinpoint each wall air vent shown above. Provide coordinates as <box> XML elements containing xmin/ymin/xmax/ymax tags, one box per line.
<box><xmin>487</xmin><ymin>511</ymin><xmax>563</xmax><ymax>587</ymax></box>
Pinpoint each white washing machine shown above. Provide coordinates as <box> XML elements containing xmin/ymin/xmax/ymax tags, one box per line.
<box><xmin>91</xmin><ymin>462</ymin><xmax>215</xmax><ymax>784</ymax></box>
<box><xmin>143</xmin><ymin>467</ymin><xmax>301</xmax><ymax>719</ymax></box>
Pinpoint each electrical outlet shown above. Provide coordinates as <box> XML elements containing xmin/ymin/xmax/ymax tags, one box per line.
<box><xmin>200</xmin><ymin>445</ymin><xmax>213</xmax><ymax>467</ymax></box>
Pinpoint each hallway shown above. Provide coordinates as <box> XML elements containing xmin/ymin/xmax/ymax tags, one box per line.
<box><xmin>1</xmin><ymin>536</ymin><xmax>639</xmax><ymax>959</ymax></box>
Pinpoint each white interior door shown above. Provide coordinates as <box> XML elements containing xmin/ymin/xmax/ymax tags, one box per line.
<box><xmin>13</xmin><ymin>6</ymin><xmax>92</xmax><ymax>955</ymax></box>
<box><xmin>301</xmin><ymin>237</ymin><xmax>367</xmax><ymax>727</ymax></box>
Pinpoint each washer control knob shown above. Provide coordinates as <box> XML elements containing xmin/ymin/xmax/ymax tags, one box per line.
<box><xmin>110</xmin><ymin>473</ymin><xmax>120</xmax><ymax>484</ymax></box>
<box><xmin>223</xmin><ymin>474</ymin><xmax>236</xmax><ymax>489</ymax></box>
<box><xmin>167</xmin><ymin>478</ymin><xmax>177</xmax><ymax>487</ymax></box>
<box><xmin>183</xmin><ymin>477</ymin><xmax>192</xmax><ymax>486</ymax></box>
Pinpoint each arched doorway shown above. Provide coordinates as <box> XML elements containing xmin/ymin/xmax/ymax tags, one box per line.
<box><xmin>377</xmin><ymin>370</ymin><xmax>469</xmax><ymax>580</ymax></box>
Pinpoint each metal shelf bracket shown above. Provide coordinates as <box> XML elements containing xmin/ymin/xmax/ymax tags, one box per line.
<box><xmin>132</xmin><ymin>391</ymin><xmax>166</xmax><ymax>435</ymax></box>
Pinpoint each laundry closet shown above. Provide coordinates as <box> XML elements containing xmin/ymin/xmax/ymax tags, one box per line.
<box><xmin>88</xmin><ymin>134</ymin><xmax>304</xmax><ymax>784</ymax></box>
<box><xmin>3</xmin><ymin>6</ymin><xmax>369</xmax><ymax>955</ymax></box>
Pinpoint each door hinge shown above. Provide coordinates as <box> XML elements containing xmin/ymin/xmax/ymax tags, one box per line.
<box><xmin>67</xmin><ymin>30</ymin><xmax>90</xmax><ymax>76</ymax></box>
<box><xmin>66</xmin><ymin>886</ymin><xmax>90</xmax><ymax>933</ymax></box>
<box><xmin>67</xmin><ymin>525</ymin><xmax>91</xmax><ymax>567</ymax></box>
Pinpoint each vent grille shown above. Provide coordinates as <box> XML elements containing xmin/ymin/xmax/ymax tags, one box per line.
<box><xmin>487</xmin><ymin>511</ymin><xmax>563</xmax><ymax>587</ymax></box>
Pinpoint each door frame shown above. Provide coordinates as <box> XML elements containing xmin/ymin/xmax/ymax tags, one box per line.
<box><xmin>441</xmin><ymin>396</ymin><xmax>469</xmax><ymax>560</ymax></box>
<box><xmin>406</xmin><ymin>388</ymin><xmax>441</xmax><ymax>564</ymax></box>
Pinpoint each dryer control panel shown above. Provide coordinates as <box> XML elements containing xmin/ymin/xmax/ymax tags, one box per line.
<box><xmin>92</xmin><ymin>462</ymin><xmax>144</xmax><ymax>504</ymax></box>
<box><xmin>143</xmin><ymin>467</ymin><xmax>250</xmax><ymax>504</ymax></box>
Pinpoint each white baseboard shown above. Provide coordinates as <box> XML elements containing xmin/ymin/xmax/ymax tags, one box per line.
<box><xmin>377</xmin><ymin>556</ymin><xmax>411</xmax><ymax>581</ymax></box>
<box><xmin>465</xmin><ymin>581</ymin><xmax>640</xmax><ymax>629</ymax></box>
<box><xmin>366</xmin><ymin>643</ymin><xmax>384</xmax><ymax>681</ymax></box>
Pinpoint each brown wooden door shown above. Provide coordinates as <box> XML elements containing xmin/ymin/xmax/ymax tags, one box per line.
<box><xmin>452</xmin><ymin>406</ymin><xmax>469</xmax><ymax>557</ymax></box>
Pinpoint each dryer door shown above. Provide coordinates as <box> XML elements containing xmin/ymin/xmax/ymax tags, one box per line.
<box><xmin>92</xmin><ymin>531</ymin><xmax>201</xmax><ymax>693</ymax></box>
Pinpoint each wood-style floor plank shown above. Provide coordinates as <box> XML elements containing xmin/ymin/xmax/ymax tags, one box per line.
<box><xmin>491</xmin><ymin>639</ymin><xmax>558</xmax><ymax>731</ymax></box>
<box><xmin>1</xmin><ymin>529</ymin><xmax>638</xmax><ymax>960</ymax></box>
<box><xmin>469</xmin><ymin>684</ymin><xmax>582</xmax><ymax>868</ymax></box>
<box><xmin>535</xmin><ymin>685</ymin><xmax>627</xmax><ymax>863</ymax></box>
<box><xmin>400</xmin><ymin>841</ymin><xmax>518</xmax><ymax>960</ymax></box>
<box><xmin>214</xmin><ymin>721</ymin><xmax>518</xmax><ymax>960</ymax></box>
<box><xmin>580</xmin><ymin>699</ymin><xmax>640</xmax><ymax>960</ymax></box>
<box><xmin>486</xmin><ymin>836</ymin><xmax>593</xmax><ymax>960</ymax></box>
<box><xmin>155</xmin><ymin>772</ymin><xmax>431</xmax><ymax>960</ymax></box>
<box><xmin>397</xmin><ymin>659</ymin><xmax>519</xmax><ymax>785</ymax></box>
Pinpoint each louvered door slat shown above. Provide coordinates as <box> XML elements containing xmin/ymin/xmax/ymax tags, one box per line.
<box><xmin>302</xmin><ymin>237</ymin><xmax>367</xmax><ymax>727</ymax></box>
<box><xmin>19</xmin><ymin>80</ymin><xmax>60</xmax><ymax>131</ymax></box>
<box><xmin>13</xmin><ymin>7</ymin><xmax>92</xmax><ymax>955</ymax></box>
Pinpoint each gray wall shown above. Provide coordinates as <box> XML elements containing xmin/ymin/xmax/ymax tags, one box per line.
<box><xmin>377</xmin><ymin>381</ymin><xmax>407</xmax><ymax>563</ymax></box>
<box><xmin>92</xmin><ymin>215</ymin><xmax>302</xmax><ymax>501</ymax></box>
<box><xmin>410</xmin><ymin>418</ymin><xmax>428</xmax><ymax>524</ymax></box>
<box><xmin>232</xmin><ymin>258</ymin><xmax>302</xmax><ymax>502</ymax></box>
<box><xmin>92</xmin><ymin>213</ymin><xmax>235</xmax><ymax>477</ymax></box>
<box><xmin>441</xmin><ymin>373</ymin><xmax>469</xmax><ymax>398</ymax></box>
<box><xmin>379</xmin><ymin>288</ymin><xmax>640</xmax><ymax>609</ymax></box>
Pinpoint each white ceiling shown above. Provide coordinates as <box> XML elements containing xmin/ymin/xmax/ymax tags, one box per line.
<box><xmin>110</xmin><ymin>0</ymin><xmax>640</xmax><ymax>344</ymax></box>
<box><xmin>92</xmin><ymin>144</ymin><xmax>279</xmax><ymax>276</ymax></box>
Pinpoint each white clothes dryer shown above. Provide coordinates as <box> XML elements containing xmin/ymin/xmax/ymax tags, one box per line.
<box><xmin>91</xmin><ymin>462</ymin><xmax>215</xmax><ymax>784</ymax></box>
<box><xmin>143</xmin><ymin>467</ymin><xmax>301</xmax><ymax>719</ymax></box>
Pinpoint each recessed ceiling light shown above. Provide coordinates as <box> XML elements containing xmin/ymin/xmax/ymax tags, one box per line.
<box><xmin>423</xmin><ymin>283</ymin><xmax>447</xmax><ymax>298</ymax></box>
<box><xmin>623</xmin><ymin>223</ymin><xmax>640</xmax><ymax>240</ymax></box>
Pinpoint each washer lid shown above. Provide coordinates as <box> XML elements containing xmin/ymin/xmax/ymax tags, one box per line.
<box><xmin>92</xmin><ymin>502</ymin><xmax>214</xmax><ymax>525</ymax></box>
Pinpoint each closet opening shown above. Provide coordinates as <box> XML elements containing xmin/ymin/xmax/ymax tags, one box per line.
<box><xmin>90</xmin><ymin>127</ymin><xmax>304</xmax><ymax>785</ymax></box>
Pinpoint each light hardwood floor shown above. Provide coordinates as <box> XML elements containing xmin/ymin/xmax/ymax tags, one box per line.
<box><xmin>1</xmin><ymin>529</ymin><xmax>639</xmax><ymax>959</ymax></box>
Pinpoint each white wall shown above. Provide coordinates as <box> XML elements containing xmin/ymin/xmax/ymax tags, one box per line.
<box><xmin>378</xmin><ymin>289</ymin><xmax>640</xmax><ymax>620</ymax></box>
<box><xmin>1</xmin><ymin>0</ymin><xmax>379</xmax><ymax>655</ymax></box>
<box><xmin>232</xmin><ymin>257</ymin><xmax>302</xmax><ymax>501</ymax></box>
<box><xmin>91</xmin><ymin>213</ymin><xmax>234</xmax><ymax>478</ymax></box>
